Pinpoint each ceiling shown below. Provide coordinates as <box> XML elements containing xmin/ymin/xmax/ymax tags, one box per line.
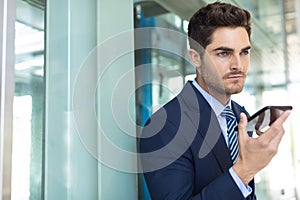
<box><xmin>21</xmin><ymin>0</ymin><xmax>45</xmax><ymax>10</ymax></box>
<box><xmin>152</xmin><ymin>0</ymin><xmax>206</xmax><ymax>20</ymax></box>
<box><xmin>15</xmin><ymin>0</ymin><xmax>44</xmax><ymax>81</ymax></box>
<box><xmin>134</xmin><ymin>0</ymin><xmax>206</xmax><ymax>20</ymax></box>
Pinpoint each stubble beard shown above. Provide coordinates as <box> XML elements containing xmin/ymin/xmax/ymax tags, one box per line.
<box><xmin>199</xmin><ymin>67</ymin><xmax>246</xmax><ymax>102</ymax></box>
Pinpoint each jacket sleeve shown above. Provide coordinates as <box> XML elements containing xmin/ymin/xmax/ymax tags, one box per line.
<box><xmin>142</xmin><ymin>142</ymin><xmax>247</xmax><ymax>199</ymax></box>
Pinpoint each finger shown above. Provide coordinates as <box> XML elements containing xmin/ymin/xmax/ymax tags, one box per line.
<box><xmin>238</xmin><ymin>113</ymin><xmax>248</xmax><ymax>138</ymax></box>
<box><xmin>270</xmin><ymin>110</ymin><xmax>291</xmax><ymax>127</ymax></box>
<box><xmin>259</xmin><ymin>110</ymin><xmax>291</xmax><ymax>142</ymax></box>
<box><xmin>268</xmin><ymin>111</ymin><xmax>290</xmax><ymax>146</ymax></box>
<box><xmin>256</xmin><ymin>130</ymin><xmax>263</xmax><ymax>136</ymax></box>
<box><xmin>255</xmin><ymin>112</ymin><xmax>265</xmax><ymax>130</ymax></box>
<box><xmin>269</xmin><ymin>126</ymin><xmax>285</xmax><ymax>149</ymax></box>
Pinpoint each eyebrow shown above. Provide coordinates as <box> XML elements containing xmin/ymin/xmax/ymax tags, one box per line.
<box><xmin>211</xmin><ymin>46</ymin><xmax>251</xmax><ymax>52</ymax></box>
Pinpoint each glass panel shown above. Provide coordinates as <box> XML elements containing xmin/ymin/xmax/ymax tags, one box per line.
<box><xmin>134</xmin><ymin>10</ymin><xmax>194</xmax><ymax>117</ymax></box>
<box><xmin>0</xmin><ymin>0</ymin><xmax>16</xmax><ymax>198</ymax></box>
<box><xmin>134</xmin><ymin>6</ymin><xmax>193</xmax><ymax>200</ymax></box>
<box><xmin>44</xmin><ymin>0</ymin><xmax>137</xmax><ymax>199</ymax></box>
<box><xmin>12</xmin><ymin>0</ymin><xmax>45</xmax><ymax>199</ymax></box>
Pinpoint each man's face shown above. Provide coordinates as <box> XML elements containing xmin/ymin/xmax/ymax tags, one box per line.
<box><xmin>199</xmin><ymin>27</ymin><xmax>251</xmax><ymax>98</ymax></box>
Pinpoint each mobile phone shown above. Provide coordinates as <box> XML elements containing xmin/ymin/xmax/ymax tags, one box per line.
<box><xmin>247</xmin><ymin>106</ymin><xmax>293</xmax><ymax>132</ymax></box>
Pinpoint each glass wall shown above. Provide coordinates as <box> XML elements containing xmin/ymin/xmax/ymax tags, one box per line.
<box><xmin>12</xmin><ymin>0</ymin><xmax>45</xmax><ymax>199</ymax></box>
<box><xmin>0</xmin><ymin>0</ymin><xmax>15</xmax><ymax>199</ymax></box>
<box><xmin>11</xmin><ymin>0</ymin><xmax>138</xmax><ymax>199</ymax></box>
<box><xmin>45</xmin><ymin>0</ymin><xmax>137</xmax><ymax>199</ymax></box>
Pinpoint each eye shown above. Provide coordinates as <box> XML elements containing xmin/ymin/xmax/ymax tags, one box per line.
<box><xmin>217</xmin><ymin>51</ymin><xmax>230</xmax><ymax>57</ymax></box>
<box><xmin>241</xmin><ymin>50</ymin><xmax>250</xmax><ymax>56</ymax></box>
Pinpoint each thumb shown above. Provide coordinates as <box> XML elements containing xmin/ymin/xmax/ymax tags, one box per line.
<box><xmin>238</xmin><ymin>113</ymin><xmax>248</xmax><ymax>137</ymax></box>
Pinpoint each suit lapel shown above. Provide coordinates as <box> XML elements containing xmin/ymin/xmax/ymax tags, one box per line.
<box><xmin>178</xmin><ymin>82</ymin><xmax>232</xmax><ymax>172</ymax></box>
<box><xmin>231</xmin><ymin>101</ymin><xmax>253</xmax><ymax>137</ymax></box>
<box><xmin>199</xmin><ymin>111</ymin><xmax>232</xmax><ymax>171</ymax></box>
<box><xmin>210</xmin><ymin>115</ymin><xmax>233</xmax><ymax>171</ymax></box>
<box><xmin>231</xmin><ymin>101</ymin><xmax>243</xmax><ymax>122</ymax></box>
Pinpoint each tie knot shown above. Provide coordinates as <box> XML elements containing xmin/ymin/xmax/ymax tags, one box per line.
<box><xmin>222</xmin><ymin>106</ymin><xmax>236</xmax><ymax>121</ymax></box>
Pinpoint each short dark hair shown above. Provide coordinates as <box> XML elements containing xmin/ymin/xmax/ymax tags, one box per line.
<box><xmin>188</xmin><ymin>1</ymin><xmax>251</xmax><ymax>52</ymax></box>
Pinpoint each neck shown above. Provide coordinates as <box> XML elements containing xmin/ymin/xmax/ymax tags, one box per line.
<box><xmin>195</xmin><ymin>76</ymin><xmax>230</xmax><ymax>106</ymax></box>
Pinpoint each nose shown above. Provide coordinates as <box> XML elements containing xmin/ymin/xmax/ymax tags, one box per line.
<box><xmin>230</xmin><ymin>54</ymin><xmax>242</xmax><ymax>70</ymax></box>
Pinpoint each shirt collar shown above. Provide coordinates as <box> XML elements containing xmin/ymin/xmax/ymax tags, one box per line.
<box><xmin>192</xmin><ymin>79</ymin><xmax>231</xmax><ymax>116</ymax></box>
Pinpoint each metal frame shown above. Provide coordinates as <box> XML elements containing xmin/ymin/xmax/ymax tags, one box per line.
<box><xmin>0</xmin><ymin>0</ymin><xmax>16</xmax><ymax>199</ymax></box>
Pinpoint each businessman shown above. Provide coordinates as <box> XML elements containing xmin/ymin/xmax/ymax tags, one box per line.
<box><xmin>139</xmin><ymin>1</ymin><xmax>291</xmax><ymax>200</ymax></box>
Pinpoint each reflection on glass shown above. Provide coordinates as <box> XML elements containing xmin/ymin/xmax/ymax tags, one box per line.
<box><xmin>12</xmin><ymin>0</ymin><xmax>45</xmax><ymax>199</ymax></box>
<box><xmin>11</xmin><ymin>96</ymin><xmax>32</xmax><ymax>199</ymax></box>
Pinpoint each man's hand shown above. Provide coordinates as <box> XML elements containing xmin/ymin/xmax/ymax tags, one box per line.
<box><xmin>232</xmin><ymin>110</ymin><xmax>291</xmax><ymax>184</ymax></box>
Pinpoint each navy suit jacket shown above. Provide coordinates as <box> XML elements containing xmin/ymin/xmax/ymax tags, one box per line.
<box><xmin>140</xmin><ymin>81</ymin><xmax>256</xmax><ymax>200</ymax></box>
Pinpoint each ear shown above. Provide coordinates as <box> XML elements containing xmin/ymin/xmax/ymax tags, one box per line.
<box><xmin>188</xmin><ymin>49</ymin><xmax>201</xmax><ymax>68</ymax></box>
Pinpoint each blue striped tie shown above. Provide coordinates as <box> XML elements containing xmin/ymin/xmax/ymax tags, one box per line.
<box><xmin>222</xmin><ymin>106</ymin><xmax>239</xmax><ymax>163</ymax></box>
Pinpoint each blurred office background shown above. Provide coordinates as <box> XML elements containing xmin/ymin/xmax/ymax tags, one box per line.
<box><xmin>0</xmin><ymin>0</ymin><xmax>299</xmax><ymax>199</ymax></box>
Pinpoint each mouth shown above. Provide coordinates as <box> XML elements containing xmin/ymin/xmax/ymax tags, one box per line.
<box><xmin>224</xmin><ymin>73</ymin><xmax>245</xmax><ymax>81</ymax></box>
<box><xmin>227</xmin><ymin>75</ymin><xmax>243</xmax><ymax>79</ymax></box>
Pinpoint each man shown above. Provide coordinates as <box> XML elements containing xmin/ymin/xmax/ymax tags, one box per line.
<box><xmin>139</xmin><ymin>2</ymin><xmax>291</xmax><ymax>200</ymax></box>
